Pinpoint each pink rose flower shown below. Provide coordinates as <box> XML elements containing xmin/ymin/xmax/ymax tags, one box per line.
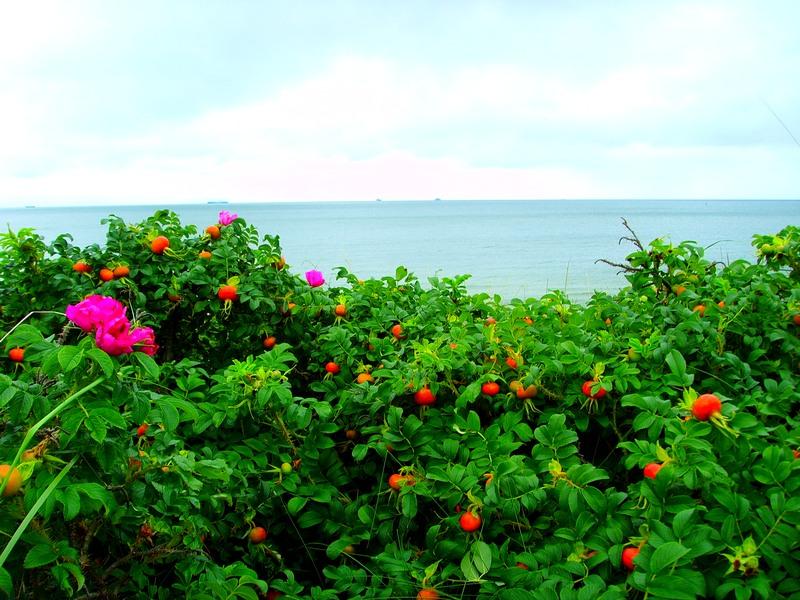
<box><xmin>95</xmin><ymin>328</ymin><xmax>134</xmax><ymax>356</ymax></box>
<box><xmin>218</xmin><ymin>210</ymin><xmax>238</xmax><ymax>226</ymax></box>
<box><xmin>129</xmin><ymin>326</ymin><xmax>158</xmax><ymax>356</ymax></box>
<box><xmin>66</xmin><ymin>295</ymin><xmax>157</xmax><ymax>356</ymax></box>
<box><xmin>96</xmin><ymin>325</ymin><xmax>159</xmax><ymax>356</ymax></box>
<box><xmin>66</xmin><ymin>295</ymin><xmax>128</xmax><ymax>333</ymax></box>
<box><xmin>305</xmin><ymin>270</ymin><xmax>325</xmax><ymax>287</ymax></box>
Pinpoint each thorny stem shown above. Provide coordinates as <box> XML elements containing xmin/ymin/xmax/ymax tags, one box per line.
<box><xmin>274</xmin><ymin>411</ymin><xmax>298</xmax><ymax>454</ymax></box>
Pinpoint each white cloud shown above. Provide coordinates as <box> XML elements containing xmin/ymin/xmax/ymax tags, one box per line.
<box><xmin>1</xmin><ymin>0</ymin><xmax>799</xmax><ymax>206</ymax></box>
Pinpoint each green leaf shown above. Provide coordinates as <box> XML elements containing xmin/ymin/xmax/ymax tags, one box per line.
<box><xmin>672</xmin><ymin>509</ymin><xmax>695</xmax><ymax>538</ymax></box>
<box><xmin>401</xmin><ymin>492</ymin><xmax>418</xmax><ymax>518</ymax></box>
<box><xmin>287</xmin><ymin>497</ymin><xmax>308</xmax><ymax>515</ymax></box>
<box><xmin>466</xmin><ymin>410</ymin><xmax>481</xmax><ymax>431</ymax></box>
<box><xmin>0</xmin><ymin>386</ymin><xmax>17</xmax><ymax>410</ymax></box>
<box><xmin>456</xmin><ymin>381</ymin><xmax>481</xmax><ymax>409</ymax></box>
<box><xmin>460</xmin><ymin>553</ymin><xmax>480</xmax><ymax>582</ymax></box>
<box><xmin>0</xmin><ymin>566</ymin><xmax>12</xmax><ymax>598</ymax></box>
<box><xmin>60</xmin><ymin>487</ymin><xmax>81</xmax><ymax>521</ymax></box>
<box><xmin>7</xmin><ymin>324</ymin><xmax>44</xmax><ymax>348</ymax></box>
<box><xmin>85</xmin><ymin>413</ymin><xmax>108</xmax><ymax>443</ymax></box>
<box><xmin>472</xmin><ymin>540</ymin><xmax>492</xmax><ymax>573</ymax></box>
<box><xmin>325</xmin><ymin>538</ymin><xmax>351</xmax><ymax>559</ymax></box>
<box><xmin>59</xmin><ymin>562</ymin><xmax>85</xmax><ymax>592</ymax></box>
<box><xmin>133</xmin><ymin>352</ymin><xmax>160</xmax><ymax>380</ymax></box>
<box><xmin>58</xmin><ymin>346</ymin><xmax>84</xmax><ymax>372</ymax></box>
<box><xmin>649</xmin><ymin>541</ymin><xmax>690</xmax><ymax>573</ymax></box>
<box><xmin>23</xmin><ymin>544</ymin><xmax>59</xmax><ymax>569</ymax></box>
<box><xmin>92</xmin><ymin>407</ymin><xmax>127</xmax><ymax>430</ymax></box>
<box><xmin>72</xmin><ymin>483</ymin><xmax>115</xmax><ymax>514</ymax></box>
<box><xmin>159</xmin><ymin>398</ymin><xmax>180</xmax><ymax>431</ymax></box>
<box><xmin>86</xmin><ymin>348</ymin><xmax>114</xmax><ymax>377</ymax></box>
<box><xmin>665</xmin><ymin>350</ymin><xmax>693</xmax><ymax>386</ymax></box>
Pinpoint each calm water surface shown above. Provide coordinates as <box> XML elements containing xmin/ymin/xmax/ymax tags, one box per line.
<box><xmin>1</xmin><ymin>200</ymin><xmax>797</xmax><ymax>302</ymax></box>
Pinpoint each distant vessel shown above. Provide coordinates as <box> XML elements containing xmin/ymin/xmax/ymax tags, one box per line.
<box><xmin>207</xmin><ymin>200</ymin><xmax>229</xmax><ymax>205</ymax></box>
<box><xmin>375</xmin><ymin>198</ymin><xmax>382</xmax><ymax>202</ymax></box>
<box><xmin>434</xmin><ymin>198</ymin><xmax>442</xmax><ymax>202</ymax></box>
<box><xmin>25</xmin><ymin>205</ymin><xmax>36</xmax><ymax>209</ymax></box>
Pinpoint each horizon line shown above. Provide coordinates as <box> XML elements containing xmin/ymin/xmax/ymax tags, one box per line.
<box><xmin>3</xmin><ymin>197</ymin><xmax>800</xmax><ymax>210</ymax></box>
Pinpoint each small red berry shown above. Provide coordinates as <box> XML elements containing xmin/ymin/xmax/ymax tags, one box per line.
<box><xmin>581</xmin><ymin>380</ymin><xmax>607</xmax><ymax>399</ymax></box>
<box><xmin>643</xmin><ymin>462</ymin><xmax>663</xmax><ymax>479</ymax></box>
<box><xmin>218</xmin><ymin>285</ymin><xmax>238</xmax><ymax>302</ymax></box>
<box><xmin>692</xmin><ymin>393</ymin><xmax>722</xmax><ymax>421</ymax></box>
<box><xmin>622</xmin><ymin>546</ymin><xmax>640</xmax><ymax>571</ymax></box>
<box><xmin>150</xmin><ymin>236</ymin><xmax>170</xmax><ymax>254</ymax></box>
<box><xmin>414</xmin><ymin>387</ymin><xmax>435</xmax><ymax>406</ymax></box>
<box><xmin>481</xmin><ymin>382</ymin><xmax>500</xmax><ymax>396</ymax></box>
<box><xmin>459</xmin><ymin>511</ymin><xmax>482</xmax><ymax>532</ymax></box>
<box><xmin>249</xmin><ymin>526</ymin><xmax>267</xmax><ymax>544</ymax></box>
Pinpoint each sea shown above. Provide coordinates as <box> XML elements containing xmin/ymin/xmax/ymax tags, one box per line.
<box><xmin>1</xmin><ymin>200</ymin><xmax>797</xmax><ymax>303</ymax></box>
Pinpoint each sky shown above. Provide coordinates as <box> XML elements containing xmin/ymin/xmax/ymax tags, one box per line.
<box><xmin>0</xmin><ymin>0</ymin><xmax>798</xmax><ymax>207</ymax></box>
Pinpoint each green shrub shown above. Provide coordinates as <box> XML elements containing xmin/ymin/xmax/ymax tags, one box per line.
<box><xmin>0</xmin><ymin>211</ymin><xmax>798</xmax><ymax>599</ymax></box>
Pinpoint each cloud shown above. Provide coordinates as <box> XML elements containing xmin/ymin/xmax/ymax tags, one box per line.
<box><xmin>1</xmin><ymin>0</ymin><xmax>799</xmax><ymax>206</ymax></box>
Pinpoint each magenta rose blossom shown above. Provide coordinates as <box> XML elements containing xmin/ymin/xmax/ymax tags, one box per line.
<box><xmin>96</xmin><ymin>325</ymin><xmax>158</xmax><ymax>356</ymax></box>
<box><xmin>129</xmin><ymin>326</ymin><xmax>158</xmax><ymax>356</ymax></box>
<box><xmin>305</xmin><ymin>269</ymin><xmax>325</xmax><ymax>287</ymax></box>
<box><xmin>95</xmin><ymin>328</ymin><xmax>134</xmax><ymax>356</ymax></box>
<box><xmin>66</xmin><ymin>295</ymin><xmax>157</xmax><ymax>356</ymax></box>
<box><xmin>66</xmin><ymin>295</ymin><xmax>128</xmax><ymax>333</ymax></box>
<box><xmin>218</xmin><ymin>210</ymin><xmax>238</xmax><ymax>226</ymax></box>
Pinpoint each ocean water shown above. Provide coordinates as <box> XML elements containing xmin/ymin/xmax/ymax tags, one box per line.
<box><xmin>1</xmin><ymin>200</ymin><xmax>797</xmax><ymax>303</ymax></box>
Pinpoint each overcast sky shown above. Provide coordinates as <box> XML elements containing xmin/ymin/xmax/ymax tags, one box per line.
<box><xmin>1</xmin><ymin>0</ymin><xmax>798</xmax><ymax>207</ymax></box>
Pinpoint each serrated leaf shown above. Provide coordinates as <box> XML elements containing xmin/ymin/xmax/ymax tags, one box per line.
<box><xmin>92</xmin><ymin>407</ymin><xmax>127</xmax><ymax>429</ymax></box>
<box><xmin>58</xmin><ymin>346</ymin><xmax>84</xmax><ymax>372</ymax></box>
<box><xmin>61</xmin><ymin>486</ymin><xmax>81</xmax><ymax>521</ymax></box>
<box><xmin>665</xmin><ymin>350</ymin><xmax>693</xmax><ymax>386</ymax></box>
<box><xmin>325</xmin><ymin>538</ymin><xmax>351</xmax><ymax>559</ymax></box>
<box><xmin>287</xmin><ymin>496</ymin><xmax>307</xmax><ymax>515</ymax></box>
<box><xmin>86</xmin><ymin>348</ymin><xmax>114</xmax><ymax>377</ymax></box>
<box><xmin>85</xmin><ymin>413</ymin><xmax>107</xmax><ymax>443</ymax></box>
<box><xmin>460</xmin><ymin>554</ymin><xmax>480</xmax><ymax>582</ymax></box>
<box><xmin>72</xmin><ymin>483</ymin><xmax>115</xmax><ymax>514</ymax></box>
<box><xmin>466</xmin><ymin>410</ymin><xmax>481</xmax><ymax>431</ymax></box>
<box><xmin>472</xmin><ymin>540</ymin><xmax>492</xmax><ymax>573</ymax></box>
<box><xmin>24</xmin><ymin>544</ymin><xmax>59</xmax><ymax>569</ymax></box>
<box><xmin>59</xmin><ymin>562</ymin><xmax>85</xmax><ymax>591</ymax></box>
<box><xmin>672</xmin><ymin>509</ymin><xmax>695</xmax><ymax>538</ymax></box>
<box><xmin>401</xmin><ymin>492</ymin><xmax>417</xmax><ymax>518</ymax></box>
<box><xmin>233</xmin><ymin>587</ymin><xmax>259</xmax><ymax>600</ymax></box>
<box><xmin>0</xmin><ymin>566</ymin><xmax>12</xmax><ymax>598</ymax></box>
<box><xmin>159</xmin><ymin>398</ymin><xmax>180</xmax><ymax>431</ymax></box>
<box><xmin>133</xmin><ymin>352</ymin><xmax>160</xmax><ymax>380</ymax></box>
<box><xmin>649</xmin><ymin>541</ymin><xmax>689</xmax><ymax>573</ymax></box>
<box><xmin>456</xmin><ymin>381</ymin><xmax>481</xmax><ymax>408</ymax></box>
<box><xmin>7</xmin><ymin>324</ymin><xmax>44</xmax><ymax>347</ymax></box>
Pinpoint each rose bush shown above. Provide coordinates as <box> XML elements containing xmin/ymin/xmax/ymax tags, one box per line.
<box><xmin>0</xmin><ymin>213</ymin><xmax>798</xmax><ymax>599</ymax></box>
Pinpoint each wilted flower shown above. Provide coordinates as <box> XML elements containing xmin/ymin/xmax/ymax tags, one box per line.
<box><xmin>218</xmin><ymin>210</ymin><xmax>238</xmax><ymax>226</ymax></box>
<box><xmin>305</xmin><ymin>270</ymin><xmax>325</xmax><ymax>287</ymax></box>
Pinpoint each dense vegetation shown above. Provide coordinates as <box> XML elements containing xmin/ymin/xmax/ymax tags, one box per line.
<box><xmin>0</xmin><ymin>210</ymin><xmax>798</xmax><ymax>599</ymax></box>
